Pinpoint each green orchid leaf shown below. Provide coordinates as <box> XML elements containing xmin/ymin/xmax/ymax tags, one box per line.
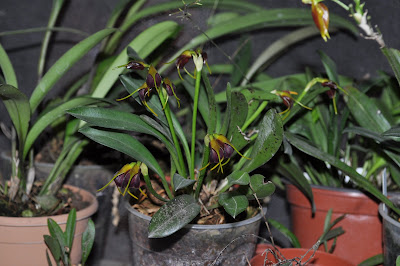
<box><xmin>64</xmin><ymin>208</ymin><xmax>76</xmax><ymax>250</ymax></box>
<box><xmin>383</xmin><ymin>126</ymin><xmax>400</xmax><ymax>138</ymax></box>
<box><xmin>227</xmin><ymin>170</ymin><xmax>250</xmax><ymax>185</ymax></box>
<box><xmin>220</xmin><ymin>83</ymin><xmax>232</xmax><ymax>136</ymax></box>
<box><xmin>382</xmin><ymin>47</ymin><xmax>400</xmax><ymax>87</ymax></box>
<box><xmin>91</xmin><ymin>21</ymin><xmax>179</xmax><ymax>99</ymax></box>
<box><xmin>24</xmin><ymin>97</ymin><xmax>102</xmax><ymax>159</ymax></box>
<box><xmin>160</xmin><ymin>8</ymin><xmax>357</xmax><ymax>74</ymax></box>
<box><xmin>267</xmin><ymin>218</ymin><xmax>301</xmax><ymax>248</ymax></box>
<box><xmin>227</xmin><ymin>91</ymin><xmax>248</xmax><ymax>151</ymax></box>
<box><xmin>47</xmin><ymin>218</ymin><xmax>66</xmax><ymax>259</ymax></box>
<box><xmin>344</xmin><ymin>126</ymin><xmax>391</xmax><ymax>143</ymax></box>
<box><xmin>318</xmin><ymin>50</ymin><xmax>339</xmax><ymax>83</ymax></box>
<box><xmin>0</xmin><ymin>43</ymin><xmax>18</xmax><ymax>87</ymax></box>
<box><xmin>173</xmin><ymin>173</ymin><xmax>195</xmax><ymax>191</ymax></box>
<box><xmin>30</xmin><ymin>28</ymin><xmax>116</xmax><ymax>112</ymax></box>
<box><xmin>285</xmin><ymin>131</ymin><xmax>400</xmax><ymax>216</ymax></box>
<box><xmin>79</xmin><ymin>126</ymin><xmax>164</xmax><ymax>178</ymax></box>
<box><xmin>218</xmin><ymin>192</ymin><xmax>249</xmax><ymax>218</ymax></box>
<box><xmin>81</xmin><ymin>219</ymin><xmax>95</xmax><ymax>265</ymax></box>
<box><xmin>250</xmin><ymin>174</ymin><xmax>275</xmax><ymax>198</ymax></box>
<box><xmin>242</xmin><ymin>109</ymin><xmax>283</xmax><ymax>173</ymax></box>
<box><xmin>359</xmin><ymin>254</ymin><xmax>384</xmax><ymax>266</ymax></box>
<box><xmin>104</xmin><ymin>0</ymin><xmax>263</xmax><ymax>54</ymax></box>
<box><xmin>0</xmin><ymin>84</ymin><xmax>31</xmax><ymax>148</ymax></box>
<box><xmin>344</xmin><ymin>86</ymin><xmax>391</xmax><ymax>133</ymax></box>
<box><xmin>44</xmin><ymin>235</ymin><xmax>61</xmax><ymax>262</ymax></box>
<box><xmin>148</xmin><ymin>194</ymin><xmax>200</xmax><ymax>238</ymax></box>
<box><xmin>231</xmin><ymin>35</ymin><xmax>252</xmax><ymax>87</ymax></box>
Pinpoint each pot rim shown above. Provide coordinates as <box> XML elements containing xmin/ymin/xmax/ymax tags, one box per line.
<box><xmin>379</xmin><ymin>196</ymin><xmax>400</xmax><ymax>227</ymax></box>
<box><xmin>0</xmin><ymin>184</ymin><xmax>98</xmax><ymax>226</ymax></box>
<box><xmin>125</xmin><ymin>199</ymin><xmax>262</xmax><ymax>229</ymax></box>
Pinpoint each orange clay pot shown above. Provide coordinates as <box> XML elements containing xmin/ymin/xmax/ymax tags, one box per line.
<box><xmin>286</xmin><ymin>184</ymin><xmax>382</xmax><ymax>265</ymax></box>
<box><xmin>0</xmin><ymin>185</ymin><xmax>98</xmax><ymax>266</ymax></box>
<box><xmin>251</xmin><ymin>243</ymin><xmax>354</xmax><ymax>266</ymax></box>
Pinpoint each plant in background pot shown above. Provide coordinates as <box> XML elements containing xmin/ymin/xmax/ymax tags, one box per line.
<box><xmin>268</xmin><ymin>0</ymin><xmax>400</xmax><ymax>264</ymax></box>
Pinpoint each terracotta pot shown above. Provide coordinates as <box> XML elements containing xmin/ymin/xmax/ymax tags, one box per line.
<box><xmin>0</xmin><ymin>185</ymin><xmax>98</xmax><ymax>266</ymax></box>
<box><xmin>126</xmin><ymin>201</ymin><xmax>262</xmax><ymax>265</ymax></box>
<box><xmin>286</xmin><ymin>184</ymin><xmax>382</xmax><ymax>265</ymax></box>
<box><xmin>251</xmin><ymin>244</ymin><xmax>354</xmax><ymax>266</ymax></box>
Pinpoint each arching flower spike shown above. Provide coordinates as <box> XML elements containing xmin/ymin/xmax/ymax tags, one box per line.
<box><xmin>97</xmin><ymin>162</ymin><xmax>148</xmax><ymax>199</ymax></box>
<box><xmin>201</xmin><ymin>134</ymin><xmax>250</xmax><ymax>173</ymax></box>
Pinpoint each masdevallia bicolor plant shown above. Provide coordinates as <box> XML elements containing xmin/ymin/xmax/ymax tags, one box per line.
<box><xmin>68</xmin><ymin>47</ymin><xmax>285</xmax><ymax>238</ymax></box>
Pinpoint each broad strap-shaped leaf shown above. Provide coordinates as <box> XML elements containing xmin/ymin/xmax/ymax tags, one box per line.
<box><xmin>227</xmin><ymin>91</ymin><xmax>248</xmax><ymax>151</ymax></box>
<box><xmin>79</xmin><ymin>126</ymin><xmax>165</xmax><ymax>178</ymax></box>
<box><xmin>24</xmin><ymin>97</ymin><xmax>102</xmax><ymax>159</ymax></box>
<box><xmin>344</xmin><ymin>86</ymin><xmax>391</xmax><ymax>133</ymax></box>
<box><xmin>285</xmin><ymin>131</ymin><xmax>400</xmax><ymax>216</ymax></box>
<box><xmin>81</xmin><ymin>219</ymin><xmax>95</xmax><ymax>265</ymax></box>
<box><xmin>44</xmin><ymin>235</ymin><xmax>61</xmax><ymax>263</ymax></box>
<box><xmin>242</xmin><ymin>109</ymin><xmax>283</xmax><ymax>173</ymax></box>
<box><xmin>173</xmin><ymin>173</ymin><xmax>195</xmax><ymax>191</ymax></box>
<box><xmin>148</xmin><ymin>194</ymin><xmax>200</xmax><ymax>238</ymax></box>
<box><xmin>218</xmin><ymin>191</ymin><xmax>249</xmax><ymax>218</ymax></box>
<box><xmin>227</xmin><ymin>170</ymin><xmax>250</xmax><ymax>185</ymax></box>
<box><xmin>30</xmin><ymin>28</ymin><xmax>116</xmax><ymax>111</ymax></box>
<box><xmin>250</xmin><ymin>174</ymin><xmax>275</xmax><ymax>198</ymax></box>
<box><xmin>47</xmin><ymin>218</ymin><xmax>68</xmax><ymax>263</ymax></box>
<box><xmin>64</xmin><ymin>208</ymin><xmax>76</xmax><ymax>251</ymax></box>
<box><xmin>91</xmin><ymin>21</ymin><xmax>180</xmax><ymax>99</ymax></box>
<box><xmin>382</xmin><ymin>47</ymin><xmax>400</xmax><ymax>87</ymax></box>
<box><xmin>0</xmin><ymin>84</ymin><xmax>31</xmax><ymax>147</ymax></box>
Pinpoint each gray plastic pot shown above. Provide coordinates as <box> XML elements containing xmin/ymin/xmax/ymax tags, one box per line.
<box><xmin>126</xmin><ymin>201</ymin><xmax>262</xmax><ymax>266</ymax></box>
<box><xmin>379</xmin><ymin>196</ymin><xmax>400</xmax><ymax>266</ymax></box>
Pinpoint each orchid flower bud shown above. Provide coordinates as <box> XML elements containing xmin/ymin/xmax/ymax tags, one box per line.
<box><xmin>162</xmin><ymin>78</ymin><xmax>180</xmax><ymax>107</ymax></box>
<box><xmin>98</xmin><ymin>162</ymin><xmax>148</xmax><ymax>199</ymax></box>
<box><xmin>311</xmin><ymin>1</ymin><xmax>330</xmax><ymax>42</ymax></box>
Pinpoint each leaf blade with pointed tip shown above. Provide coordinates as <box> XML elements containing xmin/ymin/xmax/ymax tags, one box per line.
<box><xmin>173</xmin><ymin>173</ymin><xmax>195</xmax><ymax>191</ymax></box>
<box><xmin>148</xmin><ymin>194</ymin><xmax>200</xmax><ymax>238</ymax></box>
<box><xmin>218</xmin><ymin>192</ymin><xmax>249</xmax><ymax>218</ymax></box>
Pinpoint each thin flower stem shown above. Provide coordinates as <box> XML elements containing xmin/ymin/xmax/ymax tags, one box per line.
<box><xmin>241</xmin><ymin>101</ymin><xmax>268</xmax><ymax>132</ymax></box>
<box><xmin>329</xmin><ymin>0</ymin><xmax>350</xmax><ymax>11</ymax></box>
<box><xmin>191</xmin><ymin>71</ymin><xmax>202</xmax><ymax>179</ymax></box>
<box><xmin>158</xmin><ymin>90</ymin><xmax>187</xmax><ymax>179</ymax></box>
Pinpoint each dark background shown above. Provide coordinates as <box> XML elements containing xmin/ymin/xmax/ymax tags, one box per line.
<box><xmin>1</xmin><ymin>1</ymin><xmax>399</xmax><ymax>264</ymax></box>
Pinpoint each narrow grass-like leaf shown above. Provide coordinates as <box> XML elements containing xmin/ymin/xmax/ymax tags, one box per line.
<box><xmin>0</xmin><ymin>84</ymin><xmax>31</xmax><ymax>148</ymax></box>
<box><xmin>218</xmin><ymin>192</ymin><xmax>249</xmax><ymax>218</ymax></box>
<box><xmin>30</xmin><ymin>28</ymin><xmax>115</xmax><ymax>112</ymax></box>
<box><xmin>382</xmin><ymin>47</ymin><xmax>400</xmax><ymax>87</ymax></box>
<box><xmin>91</xmin><ymin>21</ymin><xmax>179</xmax><ymax>99</ymax></box>
<box><xmin>0</xmin><ymin>43</ymin><xmax>18</xmax><ymax>87</ymax></box>
<box><xmin>24</xmin><ymin>97</ymin><xmax>101</xmax><ymax>159</ymax></box>
<box><xmin>79</xmin><ymin>126</ymin><xmax>164</xmax><ymax>178</ymax></box>
<box><xmin>38</xmin><ymin>0</ymin><xmax>66</xmax><ymax>78</ymax></box>
<box><xmin>202</xmin><ymin>68</ymin><xmax>217</xmax><ymax>133</ymax></box>
<box><xmin>148</xmin><ymin>194</ymin><xmax>200</xmax><ymax>238</ymax></box>
<box><xmin>318</xmin><ymin>50</ymin><xmax>339</xmax><ymax>83</ymax></box>
<box><xmin>267</xmin><ymin>218</ymin><xmax>301</xmax><ymax>248</ymax></box>
<box><xmin>285</xmin><ymin>131</ymin><xmax>400</xmax><ymax>216</ymax></box>
<box><xmin>81</xmin><ymin>219</ymin><xmax>95</xmax><ymax>265</ymax></box>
